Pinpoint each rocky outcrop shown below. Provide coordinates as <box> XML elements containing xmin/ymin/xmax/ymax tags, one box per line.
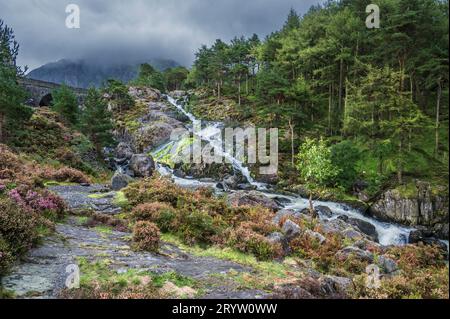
<box><xmin>226</xmin><ymin>191</ymin><xmax>280</xmax><ymax>211</ymax></box>
<box><xmin>111</xmin><ymin>171</ymin><xmax>133</xmax><ymax>191</ymax></box>
<box><xmin>370</xmin><ymin>181</ymin><xmax>449</xmax><ymax>239</ymax></box>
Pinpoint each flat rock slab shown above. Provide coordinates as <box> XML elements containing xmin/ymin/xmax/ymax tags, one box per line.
<box><xmin>2</xmin><ymin>215</ymin><xmax>266</xmax><ymax>299</ymax></box>
<box><xmin>49</xmin><ymin>184</ymin><xmax>121</xmax><ymax>215</ymax></box>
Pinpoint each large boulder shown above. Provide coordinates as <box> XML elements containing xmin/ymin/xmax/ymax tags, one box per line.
<box><xmin>111</xmin><ymin>171</ymin><xmax>133</xmax><ymax>191</ymax></box>
<box><xmin>226</xmin><ymin>191</ymin><xmax>280</xmax><ymax>211</ymax></box>
<box><xmin>135</xmin><ymin>122</ymin><xmax>175</xmax><ymax>152</ymax></box>
<box><xmin>346</xmin><ymin>218</ymin><xmax>379</xmax><ymax>242</ymax></box>
<box><xmin>128</xmin><ymin>86</ymin><xmax>161</xmax><ymax>102</ymax></box>
<box><xmin>129</xmin><ymin>154</ymin><xmax>155</xmax><ymax>178</ymax></box>
<box><xmin>370</xmin><ymin>181</ymin><xmax>448</xmax><ymax>239</ymax></box>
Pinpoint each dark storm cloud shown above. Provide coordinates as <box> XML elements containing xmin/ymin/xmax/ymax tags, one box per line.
<box><xmin>0</xmin><ymin>0</ymin><xmax>321</xmax><ymax>70</ymax></box>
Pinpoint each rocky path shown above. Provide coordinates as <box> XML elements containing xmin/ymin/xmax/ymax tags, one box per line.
<box><xmin>1</xmin><ymin>185</ymin><xmax>267</xmax><ymax>299</ymax></box>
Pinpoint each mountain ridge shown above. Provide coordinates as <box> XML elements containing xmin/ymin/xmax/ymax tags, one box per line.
<box><xmin>27</xmin><ymin>58</ymin><xmax>180</xmax><ymax>89</ymax></box>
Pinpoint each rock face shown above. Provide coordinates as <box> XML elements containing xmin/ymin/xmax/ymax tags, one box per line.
<box><xmin>129</xmin><ymin>154</ymin><xmax>155</xmax><ymax>178</ymax></box>
<box><xmin>136</xmin><ymin>122</ymin><xmax>175</xmax><ymax>152</ymax></box>
<box><xmin>226</xmin><ymin>191</ymin><xmax>280</xmax><ymax>211</ymax></box>
<box><xmin>370</xmin><ymin>181</ymin><xmax>449</xmax><ymax>239</ymax></box>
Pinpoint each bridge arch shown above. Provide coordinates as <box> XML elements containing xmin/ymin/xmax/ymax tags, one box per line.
<box><xmin>39</xmin><ymin>93</ymin><xmax>53</xmax><ymax>107</ymax></box>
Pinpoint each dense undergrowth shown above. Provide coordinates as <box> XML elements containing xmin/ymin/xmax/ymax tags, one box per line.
<box><xmin>122</xmin><ymin>177</ymin><xmax>449</xmax><ymax>299</ymax></box>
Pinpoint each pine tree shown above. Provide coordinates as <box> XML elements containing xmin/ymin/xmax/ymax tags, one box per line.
<box><xmin>79</xmin><ymin>88</ymin><xmax>114</xmax><ymax>157</ymax></box>
<box><xmin>52</xmin><ymin>84</ymin><xmax>79</xmax><ymax>125</ymax></box>
<box><xmin>0</xmin><ymin>20</ymin><xmax>32</xmax><ymax>143</ymax></box>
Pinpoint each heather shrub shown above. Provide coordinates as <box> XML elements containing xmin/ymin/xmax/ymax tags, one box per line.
<box><xmin>7</xmin><ymin>185</ymin><xmax>67</xmax><ymax>221</ymax></box>
<box><xmin>227</xmin><ymin>225</ymin><xmax>283</xmax><ymax>261</ymax></box>
<box><xmin>175</xmin><ymin>209</ymin><xmax>224</xmax><ymax>245</ymax></box>
<box><xmin>0</xmin><ymin>197</ymin><xmax>39</xmax><ymax>256</ymax></box>
<box><xmin>38</xmin><ymin>166</ymin><xmax>91</xmax><ymax>184</ymax></box>
<box><xmin>132</xmin><ymin>221</ymin><xmax>161</xmax><ymax>252</ymax></box>
<box><xmin>352</xmin><ymin>266</ymin><xmax>449</xmax><ymax>299</ymax></box>
<box><xmin>131</xmin><ymin>202</ymin><xmax>177</xmax><ymax>232</ymax></box>
<box><xmin>0</xmin><ymin>236</ymin><xmax>14</xmax><ymax>275</ymax></box>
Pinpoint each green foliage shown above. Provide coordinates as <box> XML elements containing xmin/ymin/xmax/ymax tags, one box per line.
<box><xmin>52</xmin><ymin>85</ymin><xmax>79</xmax><ymax>125</ymax></box>
<box><xmin>104</xmin><ymin>79</ymin><xmax>135</xmax><ymax>111</ymax></box>
<box><xmin>330</xmin><ymin>140</ymin><xmax>361</xmax><ymax>190</ymax></box>
<box><xmin>0</xmin><ymin>20</ymin><xmax>32</xmax><ymax>143</ymax></box>
<box><xmin>133</xmin><ymin>63</ymin><xmax>167</xmax><ymax>91</ymax></box>
<box><xmin>296</xmin><ymin>138</ymin><xmax>339</xmax><ymax>188</ymax></box>
<box><xmin>164</xmin><ymin>66</ymin><xmax>189</xmax><ymax>91</ymax></box>
<box><xmin>79</xmin><ymin>87</ymin><xmax>114</xmax><ymax>156</ymax></box>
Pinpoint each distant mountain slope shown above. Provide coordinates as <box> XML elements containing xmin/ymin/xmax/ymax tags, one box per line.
<box><xmin>27</xmin><ymin>58</ymin><xmax>180</xmax><ymax>88</ymax></box>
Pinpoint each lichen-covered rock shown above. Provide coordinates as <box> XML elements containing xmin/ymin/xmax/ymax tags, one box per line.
<box><xmin>370</xmin><ymin>181</ymin><xmax>449</xmax><ymax>239</ymax></box>
<box><xmin>135</xmin><ymin>123</ymin><xmax>175</xmax><ymax>152</ymax></box>
<box><xmin>129</xmin><ymin>154</ymin><xmax>155</xmax><ymax>178</ymax></box>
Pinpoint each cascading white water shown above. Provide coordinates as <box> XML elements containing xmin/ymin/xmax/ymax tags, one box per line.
<box><xmin>156</xmin><ymin>95</ymin><xmax>446</xmax><ymax>247</ymax></box>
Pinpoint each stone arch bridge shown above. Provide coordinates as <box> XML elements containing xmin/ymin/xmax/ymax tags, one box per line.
<box><xmin>18</xmin><ymin>78</ymin><xmax>87</xmax><ymax>107</ymax></box>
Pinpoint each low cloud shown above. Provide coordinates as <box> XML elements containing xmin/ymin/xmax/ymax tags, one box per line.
<box><xmin>0</xmin><ymin>0</ymin><xmax>321</xmax><ymax>70</ymax></box>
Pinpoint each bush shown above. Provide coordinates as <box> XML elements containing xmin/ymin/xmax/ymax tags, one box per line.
<box><xmin>330</xmin><ymin>140</ymin><xmax>361</xmax><ymax>190</ymax></box>
<box><xmin>7</xmin><ymin>185</ymin><xmax>67</xmax><ymax>221</ymax></box>
<box><xmin>132</xmin><ymin>221</ymin><xmax>161</xmax><ymax>252</ymax></box>
<box><xmin>0</xmin><ymin>197</ymin><xmax>39</xmax><ymax>257</ymax></box>
<box><xmin>131</xmin><ymin>202</ymin><xmax>176</xmax><ymax>232</ymax></box>
<box><xmin>39</xmin><ymin>166</ymin><xmax>91</xmax><ymax>184</ymax></box>
<box><xmin>0</xmin><ymin>235</ymin><xmax>14</xmax><ymax>275</ymax></box>
<box><xmin>227</xmin><ymin>225</ymin><xmax>283</xmax><ymax>261</ymax></box>
<box><xmin>175</xmin><ymin>209</ymin><xmax>224</xmax><ymax>245</ymax></box>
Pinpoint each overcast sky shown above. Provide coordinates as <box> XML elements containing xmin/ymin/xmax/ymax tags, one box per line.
<box><xmin>0</xmin><ymin>0</ymin><xmax>322</xmax><ymax>70</ymax></box>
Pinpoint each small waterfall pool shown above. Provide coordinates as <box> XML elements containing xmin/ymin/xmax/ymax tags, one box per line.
<box><xmin>150</xmin><ymin>95</ymin><xmax>447</xmax><ymax>248</ymax></box>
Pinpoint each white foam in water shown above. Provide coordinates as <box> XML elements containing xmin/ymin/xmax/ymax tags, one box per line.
<box><xmin>159</xmin><ymin>95</ymin><xmax>449</xmax><ymax>248</ymax></box>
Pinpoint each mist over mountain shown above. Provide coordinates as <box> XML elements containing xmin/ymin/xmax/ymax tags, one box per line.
<box><xmin>27</xmin><ymin>58</ymin><xmax>180</xmax><ymax>88</ymax></box>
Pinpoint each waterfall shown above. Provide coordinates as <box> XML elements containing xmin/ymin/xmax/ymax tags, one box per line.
<box><xmin>153</xmin><ymin>95</ymin><xmax>448</xmax><ymax>248</ymax></box>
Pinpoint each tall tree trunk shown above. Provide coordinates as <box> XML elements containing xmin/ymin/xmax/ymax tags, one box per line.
<box><xmin>328</xmin><ymin>83</ymin><xmax>332</xmax><ymax>135</ymax></box>
<box><xmin>338</xmin><ymin>58</ymin><xmax>344</xmax><ymax>116</ymax></box>
<box><xmin>289</xmin><ymin>118</ymin><xmax>294</xmax><ymax>166</ymax></box>
<box><xmin>0</xmin><ymin>112</ymin><xmax>4</xmax><ymax>143</ymax></box>
<box><xmin>397</xmin><ymin>139</ymin><xmax>403</xmax><ymax>184</ymax></box>
<box><xmin>435</xmin><ymin>80</ymin><xmax>442</xmax><ymax>157</ymax></box>
<box><xmin>238</xmin><ymin>80</ymin><xmax>241</xmax><ymax>106</ymax></box>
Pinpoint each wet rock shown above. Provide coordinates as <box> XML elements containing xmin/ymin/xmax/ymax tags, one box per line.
<box><xmin>378</xmin><ymin>256</ymin><xmax>398</xmax><ymax>274</ymax></box>
<box><xmin>173</xmin><ymin>169</ymin><xmax>186</xmax><ymax>178</ymax></box>
<box><xmin>282</xmin><ymin>220</ymin><xmax>302</xmax><ymax>239</ymax></box>
<box><xmin>335</xmin><ymin>246</ymin><xmax>374</xmax><ymax>263</ymax></box>
<box><xmin>226</xmin><ymin>191</ymin><xmax>280</xmax><ymax>211</ymax></box>
<box><xmin>237</xmin><ymin>183</ymin><xmax>257</xmax><ymax>191</ymax></box>
<box><xmin>111</xmin><ymin>172</ymin><xmax>134</xmax><ymax>191</ymax></box>
<box><xmin>315</xmin><ymin>205</ymin><xmax>333</xmax><ymax>218</ymax></box>
<box><xmin>346</xmin><ymin>218</ymin><xmax>379</xmax><ymax>242</ymax></box>
<box><xmin>129</xmin><ymin>154</ymin><xmax>155</xmax><ymax>178</ymax></box>
<box><xmin>216</xmin><ymin>182</ymin><xmax>229</xmax><ymax>192</ymax></box>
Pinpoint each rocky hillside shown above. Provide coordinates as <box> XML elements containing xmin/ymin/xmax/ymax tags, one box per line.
<box><xmin>27</xmin><ymin>58</ymin><xmax>180</xmax><ymax>88</ymax></box>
